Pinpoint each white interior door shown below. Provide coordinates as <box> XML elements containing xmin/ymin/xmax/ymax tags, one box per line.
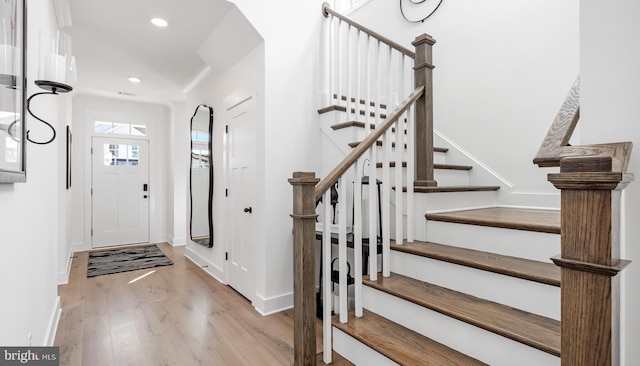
<box><xmin>92</xmin><ymin>137</ymin><xmax>149</xmax><ymax>248</ymax></box>
<box><xmin>227</xmin><ymin>95</ymin><xmax>256</xmax><ymax>301</ymax></box>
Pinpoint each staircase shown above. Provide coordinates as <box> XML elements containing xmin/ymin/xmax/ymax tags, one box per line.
<box><xmin>337</xmin><ymin>209</ymin><xmax>562</xmax><ymax>365</ymax></box>
<box><xmin>319</xmin><ymin>100</ymin><xmax>562</xmax><ymax>365</ymax></box>
<box><xmin>291</xmin><ymin>4</ymin><xmax>632</xmax><ymax>366</ymax></box>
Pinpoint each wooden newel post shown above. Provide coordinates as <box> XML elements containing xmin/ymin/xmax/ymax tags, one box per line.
<box><xmin>548</xmin><ymin>156</ymin><xmax>633</xmax><ymax>366</ymax></box>
<box><xmin>412</xmin><ymin>33</ymin><xmax>437</xmax><ymax>187</ymax></box>
<box><xmin>289</xmin><ymin>172</ymin><xmax>320</xmax><ymax>366</ymax></box>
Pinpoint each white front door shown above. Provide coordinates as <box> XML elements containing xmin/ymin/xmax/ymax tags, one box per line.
<box><xmin>227</xmin><ymin>95</ymin><xmax>256</xmax><ymax>301</ymax></box>
<box><xmin>92</xmin><ymin>137</ymin><xmax>150</xmax><ymax>248</ymax></box>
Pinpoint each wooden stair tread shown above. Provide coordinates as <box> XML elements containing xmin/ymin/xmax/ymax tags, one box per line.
<box><xmin>364</xmin><ymin>273</ymin><xmax>561</xmax><ymax>356</ymax></box>
<box><xmin>390</xmin><ymin>240</ymin><xmax>560</xmax><ymax>286</ymax></box>
<box><xmin>426</xmin><ymin>207</ymin><xmax>560</xmax><ymax>234</ymax></box>
<box><xmin>332</xmin><ymin>309</ymin><xmax>488</xmax><ymax>366</ymax></box>
<box><xmin>318</xmin><ymin>351</ymin><xmax>354</xmax><ymax>365</ymax></box>
<box><xmin>403</xmin><ymin>185</ymin><xmax>500</xmax><ymax>193</ymax></box>
<box><xmin>377</xmin><ymin>162</ymin><xmax>472</xmax><ymax>170</ymax></box>
<box><xmin>318</xmin><ymin>105</ymin><xmax>387</xmax><ymax>119</ymax></box>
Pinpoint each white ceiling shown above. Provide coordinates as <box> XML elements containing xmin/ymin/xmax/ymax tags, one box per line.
<box><xmin>62</xmin><ymin>0</ymin><xmax>236</xmax><ymax>104</ymax></box>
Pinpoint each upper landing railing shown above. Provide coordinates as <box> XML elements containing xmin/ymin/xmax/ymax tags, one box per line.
<box><xmin>321</xmin><ymin>2</ymin><xmax>437</xmax><ymax>187</ymax></box>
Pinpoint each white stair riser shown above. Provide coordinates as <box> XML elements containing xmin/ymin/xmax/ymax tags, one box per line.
<box><xmin>390</xmin><ymin>251</ymin><xmax>560</xmax><ymax>320</ymax></box>
<box><xmin>414</xmin><ymin>192</ymin><xmax>497</xmax><ymax>218</ymax></box>
<box><xmin>333</xmin><ymin>328</ymin><xmax>399</xmax><ymax>366</ymax></box>
<box><xmin>435</xmin><ymin>169</ymin><xmax>470</xmax><ymax>186</ymax></box>
<box><xmin>376</xmin><ymin>167</ymin><xmax>470</xmax><ymax>186</ymax></box>
<box><xmin>363</xmin><ymin>287</ymin><xmax>560</xmax><ymax>366</ymax></box>
<box><xmin>434</xmin><ymin>151</ymin><xmax>446</xmax><ymax>164</ymax></box>
<box><xmin>410</xmin><ymin>193</ymin><xmax>498</xmax><ymax>242</ymax></box>
<box><xmin>426</xmin><ymin>221</ymin><xmax>560</xmax><ymax>263</ymax></box>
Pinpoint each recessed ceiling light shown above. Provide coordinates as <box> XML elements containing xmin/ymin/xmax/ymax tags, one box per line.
<box><xmin>150</xmin><ymin>17</ymin><xmax>168</xmax><ymax>27</ymax></box>
<box><xmin>128</xmin><ymin>77</ymin><xmax>141</xmax><ymax>83</ymax></box>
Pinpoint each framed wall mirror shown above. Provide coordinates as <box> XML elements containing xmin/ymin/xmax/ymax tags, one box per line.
<box><xmin>189</xmin><ymin>104</ymin><xmax>214</xmax><ymax>247</ymax></box>
<box><xmin>0</xmin><ymin>0</ymin><xmax>27</xmax><ymax>183</ymax></box>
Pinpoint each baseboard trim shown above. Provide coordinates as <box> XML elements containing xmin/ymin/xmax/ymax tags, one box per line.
<box><xmin>168</xmin><ymin>235</ymin><xmax>187</xmax><ymax>246</ymax></box>
<box><xmin>184</xmin><ymin>247</ymin><xmax>225</xmax><ymax>284</ymax></box>
<box><xmin>45</xmin><ymin>296</ymin><xmax>61</xmax><ymax>346</ymax></box>
<box><xmin>151</xmin><ymin>235</ymin><xmax>169</xmax><ymax>244</ymax></box>
<box><xmin>254</xmin><ymin>292</ymin><xmax>293</xmax><ymax>316</ymax></box>
<box><xmin>72</xmin><ymin>241</ymin><xmax>90</xmax><ymax>253</ymax></box>
<box><xmin>57</xmin><ymin>251</ymin><xmax>73</xmax><ymax>285</ymax></box>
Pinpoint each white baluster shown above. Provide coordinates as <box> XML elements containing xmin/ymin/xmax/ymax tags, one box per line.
<box><xmin>322</xmin><ymin>190</ymin><xmax>332</xmax><ymax>364</ymax></box>
<box><xmin>364</xmin><ymin>35</ymin><xmax>371</xmax><ymax>136</ymax></box>
<box><xmin>338</xmin><ymin>176</ymin><xmax>348</xmax><ymax>323</ymax></box>
<box><xmin>394</xmin><ymin>116</ymin><xmax>403</xmax><ymax>245</ymax></box>
<box><xmin>328</xmin><ymin>14</ymin><xmax>335</xmax><ymax>107</ymax></box>
<box><xmin>369</xmin><ymin>39</ymin><xmax>381</xmax><ymax>282</ymax></box>
<box><xmin>394</xmin><ymin>56</ymin><xmax>405</xmax><ymax>246</ymax></box>
<box><xmin>382</xmin><ymin>46</ymin><xmax>392</xmax><ymax>278</ymax></box>
<box><xmin>353</xmin><ymin>162</ymin><xmax>363</xmax><ymax>317</ymax></box>
<box><xmin>336</xmin><ymin>19</ymin><xmax>343</xmax><ymax>108</ymax></box>
<box><xmin>354</xmin><ymin>28</ymin><xmax>362</xmax><ymax>121</ymax></box>
<box><xmin>406</xmin><ymin>104</ymin><xmax>415</xmax><ymax>243</ymax></box>
<box><xmin>346</xmin><ymin>24</ymin><xmax>353</xmax><ymax>121</ymax></box>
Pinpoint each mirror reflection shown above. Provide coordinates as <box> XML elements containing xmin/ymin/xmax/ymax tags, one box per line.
<box><xmin>190</xmin><ymin>104</ymin><xmax>214</xmax><ymax>247</ymax></box>
<box><xmin>0</xmin><ymin>0</ymin><xmax>26</xmax><ymax>183</ymax></box>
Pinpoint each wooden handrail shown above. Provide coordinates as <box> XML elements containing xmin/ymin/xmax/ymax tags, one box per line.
<box><xmin>315</xmin><ymin>86</ymin><xmax>425</xmax><ymax>200</ymax></box>
<box><xmin>534</xmin><ymin>76</ymin><xmax>633</xmax><ymax>173</ymax></box>
<box><xmin>322</xmin><ymin>2</ymin><xmax>416</xmax><ymax>59</ymax></box>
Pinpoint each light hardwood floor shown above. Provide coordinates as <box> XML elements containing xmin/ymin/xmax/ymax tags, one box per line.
<box><xmin>54</xmin><ymin>243</ymin><xmax>351</xmax><ymax>366</ymax></box>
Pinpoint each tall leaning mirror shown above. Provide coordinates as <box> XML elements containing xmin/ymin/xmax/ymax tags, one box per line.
<box><xmin>0</xmin><ymin>0</ymin><xmax>26</xmax><ymax>183</ymax></box>
<box><xmin>190</xmin><ymin>104</ymin><xmax>214</xmax><ymax>247</ymax></box>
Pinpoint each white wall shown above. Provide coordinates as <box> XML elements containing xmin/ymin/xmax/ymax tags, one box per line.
<box><xmin>168</xmin><ymin>101</ymin><xmax>187</xmax><ymax>246</ymax></box>
<box><xmin>347</xmin><ymin>0</ymin><xmax>579</xmax><ymax>202</ymax></box>
<box><xmin>0</xmin><ymin>0</ymin><xmax>64</xmax><ymax>346</ymax></box>
<box><xmin>230</xmin><ymin>0</ymin><xmax>325</xmax><ymax>313</ymax></box>
<box><xmin>184</xmin><ymin>0</ymin><xmax>326</xmax><ymax>314</ymax></box>
<box><xmin>71</xmin><ymin>94</ymin><xmax>171</xmax><ymax>250</ymax></box>
<box><xmin>579</xmin><ymin>1</ymin><xmax>640</xmax><ymax>364</ymax></box>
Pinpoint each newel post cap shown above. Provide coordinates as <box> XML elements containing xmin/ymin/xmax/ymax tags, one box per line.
<box><xmin>548</xmin><ymin>156</ymin><xmax>633</xmax><ymax>191</ymax></box>
<box><xmin>289</xmin><ymin>172</ymin><xmax>320</xmax><ymax>186</ymax></box>
<box><xmin>412</xmin><ymin>33</ymin><xmax>436</xmax><ymax>47</ymax></box>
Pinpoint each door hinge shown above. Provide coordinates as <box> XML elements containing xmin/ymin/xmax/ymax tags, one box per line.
<box><xmin>91</xmin><ymin>147</ymin><xmax>93</xmax><ymax>154</ymax></box>
<box><xmin>91</xmin><ymin>188</ymin><xmax>93</xmax><ymax>195</ymax></box>
<box><xmin>225</xmin><ymin>188</ymin><xmax>228</xmax><ymax>197</ymax></box>
<box><xmin>225</xmin><ymin>125</ymin><xmax>229</xmax><ymax>134</ymax></box>
<box><xmin>91</xmin><ymin>229</ymin><xmax>93</xmax><ymax>236</ymax></box>
<box><xmin>225</xmin><ymin>252</ymin><xmax>229</xmax><ymax>261</ymax></box>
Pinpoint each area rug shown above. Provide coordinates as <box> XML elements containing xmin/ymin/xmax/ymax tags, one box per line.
<box><xmin>87</xmin><ymin>244</ymin><xmax>173</xmax><ymax>277</ymax></box>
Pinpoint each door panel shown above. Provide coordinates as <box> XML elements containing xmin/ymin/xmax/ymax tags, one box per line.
<box><xmin>92</xmin><ymin>137</ymin><xmax>149</xmax><ymax>248</ymax></box>
<box><xmin>227</xmin><ymin>96</ymin><xmax>256</xmax><ymax>301</ymax></box>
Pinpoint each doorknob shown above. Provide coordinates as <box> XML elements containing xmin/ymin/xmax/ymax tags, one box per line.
<box><xmin>143</xmin><ymin>195</ymin><xmax>148</xmax><ymax>199</ymax></box>
<box><xmin>244</xmin><ymin>207</ymin><xmax>252</xmax><ymax>214</ymax></box>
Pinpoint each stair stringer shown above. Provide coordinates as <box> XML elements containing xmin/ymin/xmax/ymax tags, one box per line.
<box><xmin>361</xmin><ymin>286</ymin><xmax>560</xmax><ymax>366</ymax></box>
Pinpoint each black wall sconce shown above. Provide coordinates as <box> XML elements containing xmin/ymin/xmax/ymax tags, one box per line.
<box><xmin>26</xmin><ymin>29</ymin><xmax>75</xmax><ymax>145</ymax></box>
